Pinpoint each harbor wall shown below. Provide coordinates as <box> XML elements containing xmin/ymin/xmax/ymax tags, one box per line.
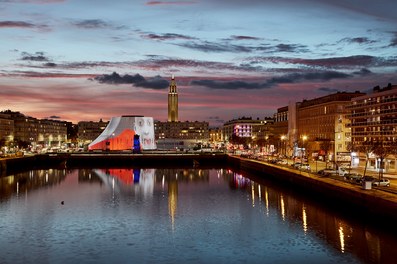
<box><xmin>227</xmin><ymin>155</ymin><xmax>397</xmax><ymax>224</ymax></box>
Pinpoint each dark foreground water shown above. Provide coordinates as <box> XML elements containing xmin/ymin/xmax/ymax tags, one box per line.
<box><xmin>0</xmin><ymin>168</ymin><xmax>396</xmax><ymax>264</ymax></box>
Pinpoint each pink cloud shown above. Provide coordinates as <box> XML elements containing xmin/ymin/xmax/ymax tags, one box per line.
<box><xmin>0</xmin><ymin>21</ymin><xmax>35</xmax><ymax>28</ymax></box>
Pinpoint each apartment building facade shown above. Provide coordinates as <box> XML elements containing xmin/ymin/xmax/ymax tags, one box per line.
<box><xmin>296</xmin><ymin>91</ymin><xmax>365</xmax><ymax>162</ymax></box>
<box><xmin>348</xmin><ymin>84</ymin><xmax>397</xmax><ymax>172</ymax></box>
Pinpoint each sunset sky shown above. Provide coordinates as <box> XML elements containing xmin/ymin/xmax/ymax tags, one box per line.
<box><xmin>1</xmin><ymin>0</ymin><xmax>396</xmax><ymax>126</ymax></box>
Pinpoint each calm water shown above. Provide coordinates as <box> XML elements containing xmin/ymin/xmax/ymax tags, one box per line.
<box><xmin>0</xmin><ymin>168</ymin><xmax>396</xmax><ymax>264</ymax></box>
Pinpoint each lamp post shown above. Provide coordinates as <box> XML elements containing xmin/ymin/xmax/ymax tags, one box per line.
<box><xmin>302</xmin><ymin>135</ymin><xmax>307</xmax><ymax>163</ymax></box>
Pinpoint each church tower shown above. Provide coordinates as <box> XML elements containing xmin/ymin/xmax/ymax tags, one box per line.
<box><xmin>168</xmin><ymin>75</ymin><xmax>178</xmax><ymax>122</ymax></box>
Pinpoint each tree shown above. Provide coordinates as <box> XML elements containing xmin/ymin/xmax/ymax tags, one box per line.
<box><xmin>357</xmin><ymin>141</ymin><xmax>376</xmax><ymax>177</ymax></box>
<box><xmin>229</xmin><ymin>134</ymin><xmax>251</xmax><ymax>149</ymax></box>
<box><xmin>372</xmin><ymin>141</ymin><xmax>388</xmax><ymax>181</ymax></box>
<box><xmin>372</xmin><ymin>141</ymin><xmax>397</xmax><ymax>181</ymax></box>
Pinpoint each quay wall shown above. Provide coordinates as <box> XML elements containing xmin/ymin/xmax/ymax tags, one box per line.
<box><xmin>227</xmin><ymin>155</ymin><xmax>397</xmax><ymax>224</ymax></box>
<box><xmin>0</xmin><ymin>153</ymin><xmax>229</xmax><ymax>174</ymax></box>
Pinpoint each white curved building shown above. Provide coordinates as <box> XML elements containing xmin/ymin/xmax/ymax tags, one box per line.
<box><xmin>88</xmin><ymin>115</ymin><xmax>156</xmax><ymax>151</ymax></box>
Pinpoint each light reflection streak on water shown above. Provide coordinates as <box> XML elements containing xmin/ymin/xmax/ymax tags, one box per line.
<box><xmin>339</xmin><ymin>225</ymin><xmax>345</xmax><ymax>253</ymax></box>
<box><xmin>280</xmin><ymin>195</ymin><xmax>285</xmax><ymax>221</ymax></box>
<box><xmin>168</xmin><ymin>180</ymin><xmax>178</xmax><ymax>232</ymax></box>
<box><xmin>302</xmin><ymin>205</ymin><xmax>307</xmax><ymax>234</ymax></box>
<box><xmin>251</xmin><ymin>182</ymin><xmax>255</xmax><ymax>208</ymax></box>
<box><xmin>265</xmin><ymin>186</ymin><xmax>269</xmax><ymax>216</ymax></box>
<box><xmin>112</xmin><ymin>176</ymin><xmax>115</xmax><ymax>205</ymax></box>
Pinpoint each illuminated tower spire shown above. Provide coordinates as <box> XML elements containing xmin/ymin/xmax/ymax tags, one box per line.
<box><xmin>168</xmin><ymin>75</ymin><xmax>178</xmax><ymax>122</ymax></box>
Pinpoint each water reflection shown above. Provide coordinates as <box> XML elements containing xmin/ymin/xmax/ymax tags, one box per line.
<box><xmin>0</xmin><ymin>169</ymin><xmax>67</xmax><ymax>201</ymax></box>
<box><xmin>0</xmin><ymin>168</ymin><xmax>396</xmax><ymax>263</ymax></box>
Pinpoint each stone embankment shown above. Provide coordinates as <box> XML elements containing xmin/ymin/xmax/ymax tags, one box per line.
<box><xmin>227</xmin><ymin>155</ymin><xmax>397</xmax><ymax>224</ymax></box>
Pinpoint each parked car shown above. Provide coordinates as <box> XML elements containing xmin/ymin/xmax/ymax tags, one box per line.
<box><xmin>299</xmin><ymin>163</ymin><xmax>311</xmax><ymax>171</ymax></box>
<box><xmin>344</xmin><ymin>173</ymin><xmax>362</xmax><ymax>181</ymax></box>
<box><xmin>318</xmin><ymin>167</ymin><xmax>348</xmax><ymax>177</ymax></box>
<box><xmin>356</xmin><ymin>176</ymin><xmax>375</xmax><ymax>184</ymax></box>
<box><xmin>372</xmin><ymin>179</ymin><xmax>390</xmax><ymax>187</ymax></box>
<box><xmin>292</xmin><ymin>162</ymin><xmax>302</xmax><ymax>168</ymax></box>
<box><xmin>292</xmin><ymin>162</ymin><xmax>311</xmax><ymax>171</ymax></box>
<box><xmin>276</xmin><ymin>159</ymin><xmax>288</xmax><ymax>165</ymax></box>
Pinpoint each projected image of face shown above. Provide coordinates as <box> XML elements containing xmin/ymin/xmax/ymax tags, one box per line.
<box><xmin>135</xmin><ymin>117</ymin><xmax>156</xmax><ymax>149</ymax></box>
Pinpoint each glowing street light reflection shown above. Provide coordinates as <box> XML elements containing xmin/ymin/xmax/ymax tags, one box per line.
<box><xmin>251</xmin><ymin>183</ymin><xmax>255</xmax><ymax>208</ymax></box>
<box><xmin>265</xmin><ymin>187</ymin><xmax>269</xmax><ymax>216</ymax></box>
<box><xmin>302</xmin><ymin>205</ymin><xmax>307</xmax><ymax>234</ymax></box>
<box><xmin>339</xmin><ymin>226</ymin><xmax>345</xmax><ymax>253</ymax></box>
<box><xmin>280</xmin><ymin>195</ymin><xmax>285</xmax><ymax>221</ymax></box>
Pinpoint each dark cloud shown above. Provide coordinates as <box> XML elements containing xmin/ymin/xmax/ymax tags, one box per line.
<box><xmin>136</xmin><ymin>56</ymin><xmax>248</xmax><ymax>72</ymax></box>
<box><xmin>269</xmin><ymin>71</ymin><xmax>351</xmax><ymax>83</ymax></box>
<box><xmin>191</xmin><ymin>80</ymin><xmax>267</xmax><ymax>89</ymax></box>
<box><xmin>72</xmin><ymin>19</ymin><xmax>111</xmax><ymax>29</ymax></box>
<box><xmin>353</xmin><ymin>68</ymin><xmax>372</xmax><ymax>76</ymax></box>
<box><xmin>177</xmin><ymin>40</ymin><xmax>309</xmax><ymax>54</ymax></box>
<box><xmin>20</xmin><ymin>51</ymin><xmax>50</xmax><ymax>62</ymax></box>
<box><xmin>43</xmin><ymin>62</ymin><xmax>57</xmax><ymax>67</ymax></box>
<box><xmin>3</xmin><ymin>71</ymin><xmax>94</xmax><ymax>78</ymax></box>
<box><xmin>135</xmin><ymin>75</ymin><xmax>169</xmax><ymax>89</ymax></box>
<box><xmin>250</xmin><ymin>55</ymin><xmax>387</xmax><ymax>69</ymax></box>
<box><xmin>230</xmin><ymin>35</ymin><xmax>261</xmax><ymax>41</ymax></box>
<box><xmin>177</xmin><ymin>41</ymin><xmax>254</xmax><ymax>53</ymax></box>
<box><xmin>0</xmin><ymin>21</ymin><xmax>35</xmax><ymax>28</ymax></box>
<box><xmin>317</xmin><ymin>87</ymin><xmax>340</xmax><ymax>93</ymax></box>
<box><xmin>47</xmin><ymin>115</ymin><xmax>61</xmax><ymax>119</ymax></box>
<box><xmin>142</xmin><ymin>33</ymin><xmax>195</xmax><ymax>41</ymax></box>
<box><xmin>191</xmin><ymin>71</ymin><xmax>351</xmax><ymax>90</ymax></box>
<box><xmin>94</xmin><ymin>72</ymin><xmax>169</xmax><ymax>90</ymax></box>
<box><xmin>339</xmin><ymin>37</ymin><xmax>376</xmax><ymax>44</ymax></box>
<box><xmin>274</xmin><ymin>43</ymin><xmax>309</xmax><ymax>53</ymax></box>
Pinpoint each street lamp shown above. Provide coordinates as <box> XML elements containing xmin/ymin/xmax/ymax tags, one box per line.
<box><xmin>302</xmin><ymin>135</ymin><xmax>307</xmax><ymax>162</ymax></box>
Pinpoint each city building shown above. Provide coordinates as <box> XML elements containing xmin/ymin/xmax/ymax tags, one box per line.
<box><xmin>155</xmin><ymin>120</ymin><xmax>209</xmax><ymax>140</ymax></box>
<box><xmin>156</xmin><ymin>76</ymin><xmax>210</xmax><ymax>149</ymax></box>
<box><xmin>168</xmin><ymin>75</ymin><xmax>178</xmax><ymax>122</ymax></box>
<box><xmin>222</xmin><ymin>117</ymin><xmax>276</xmax><ymax>154</ymax></box>
<box><xmin>0</xmin><ymin>113</ymin><xmax>14</xmax><ymax>148</ymax></box>
<box><xmin>77</xmin><ymin>119</ymin><xmax>108</xmax><ymax>147</ymax></box>
<box><xmin>209</xmin><ymin>127</ymin><xmax>223</xmax><ymax>147</ymax></box>
<box><xmin>1</xmin><ymin>110</ymin><xmax>68</xmax><ymax>149</ymax></box>
<box><xmin>348</xmin><ymin>83</ymin><xmax>397</xmax><ymax>172</ymax></box>
<box><xmin>222</xmin><ymin>117</ymin><xmax>273</xmax><ymax>141</ymax></box>
<box><xmin>273</xmin><ymin>106</ymin><xmax>288</xmax><ymax>138</ymax></box>
<box><xmin>273</xmin><ymin>106</ymin><xmax>289</xmax><ymax>156</ymax></box>
<box><xmin>295</xmin><ymin>91</ymin><xmax>365</xmax><ymax>162</ymax></box>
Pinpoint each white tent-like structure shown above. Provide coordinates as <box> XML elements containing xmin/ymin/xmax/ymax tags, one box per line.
<box><xmin>88</xmin><ymin>115</ymin><xmax>156</xmax><ymax>151</ymax></box>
